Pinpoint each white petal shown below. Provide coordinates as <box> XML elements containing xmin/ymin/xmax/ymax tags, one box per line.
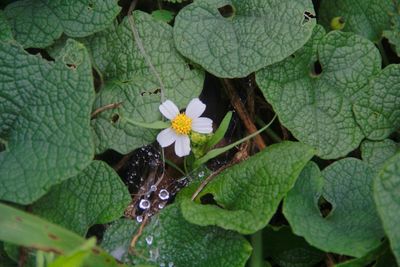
<box><xmin>192</xmin><ymin>117</ymin><xmax>213</xmax><ymax>133</ymax></box>
<box><xmin>157</xmin><ymin>128</ymin><xmax>177</xmax><ymax>147</ymax></box>
<box><xmin>185</xmin><ymin>98</ymin><xmax>206</xmax><ymax>119</ymax></box>
<box><xmin>159</xmin><ymin>100</ymin><xmax>179</xmax><ymax>120</ymax></box>
<box><xmin>174</xmin><ymin>135</ymin><xmax>191</xmax><ymax>157</ymax></box>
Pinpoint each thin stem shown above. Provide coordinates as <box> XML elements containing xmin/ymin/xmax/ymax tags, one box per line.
<box><xmin>255</xmin><ymin>117</ymin><xmax>282</xmax><ymax>143</ymax></box>
<box><xmin>90</xmin><ymin>102</ymin><xmax>123</xmax><ymax>119</ymax></box>
<box><xmin>249</xmin><ymin>230</ymin><xmax>264</xmax><ymax>267</ymax></box>
<box><xmin>183</xmin><ymin>157</ymin><xmax>189</xmax><ymax>175</ymax></box>
<box><xmin>165</xmin><ymin>159</ymin><xmax>185</xmax><ymax>176</ymax></box>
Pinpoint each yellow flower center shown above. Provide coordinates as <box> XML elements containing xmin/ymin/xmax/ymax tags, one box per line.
<box><xmin>171</xmin><ymin>113</ymin><xmax>192</xmax><ymax>135</ymax></box>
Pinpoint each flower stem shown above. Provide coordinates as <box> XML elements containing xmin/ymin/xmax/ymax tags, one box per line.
<box><xmin>249</xmin><ymin>230</ymin><xmax>264</xmax><ymax>267</ymax></box>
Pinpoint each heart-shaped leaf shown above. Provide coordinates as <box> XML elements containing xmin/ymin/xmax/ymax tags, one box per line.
<box><xmin>179</xmin><ymin>142</ymin><xmax>314</xmax><ymax>234</ymax></box>
<box><xmin>32</xmin><ymin>161</ymin><xmax>131</xmax><ymax>235</ymax></box>
<box><xmin>256</xmin><ymin>25</ymin><xmax>400</xmax><ymax>159</ymax></box>
<box><xmin>173</xmin><ymin>0</ymin><xmax>316</xmax><ymax>78</ymax></box>
<box><xmin>0</xmin><ymin>39</ymin><xmax>94</xmax><ymax>204</ymax></box>
<box><xmin>283</xmin><ymin>159</ymin><xmax>384</xmax><ymax>257</ymax></box>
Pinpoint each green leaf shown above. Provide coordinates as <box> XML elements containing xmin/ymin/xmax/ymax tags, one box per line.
<box><xmin>151</xmin><ymin>10</ymin><xmax>175</xmax><ymax>23</ymax></box>
<box><xmin>102</xmin><ymin>204</ymin><xmax>252</xmax><ymax>267</ymax></box>
<box><xmin>374</xmin><ymin>152</ymin><xmax>400</xmax><ymax>265</ymax></box>
<box><xmin>318</xmin><ymin>0</ymin><xmax>394</xmax><ymax>42</ymax></box>
<box><xmin>32</xmin><ymin>161</ymin><xmax>131</xmax><ymax>235</ymax></box>
<box><xmin>206</xmin><ymin>111</ymin><xmax>232</xmax><ymax>149</ymax></box>
<box><xmin>334</xmin><ymin>241</ymin><xmax>389</xmax><ymax>267</ymax></box>
<box><xmin>85</xmin><ymin>11</ymin><xmax>204</xmax><ymax>154</ymax></box>
<box><xmin>263</xmin><ymin>226</ymin><xmax>324</xmax><ymax>267</ymax></box>
<box><xmin>0</xmin><ymin>39</ymin><xmax>94</xmax><ymax>204</ymax></box>
<box><xmin>0</xmin><ymin>11</ymin><xmax>13</xmax><ymax>42</ymax></box>
<box><xmin>180</xmin><ymin>141</ymin><xmax>314</xmax><ymax>234</ymax></box>
<box><xmin>0</xmin><ymin>203</ymin><xmax>123</xmax><ymax>267</ymax></box>
<box><xmin>91</xmin><ymin>82</ymin><xmax>160</xmax><ymax>154</ymax></box>
<box><xmin>3</xmin><ymin>0</ymin><xmax>121</xmax><ymax>48</ymax></box>
<box><xmin>383</xmin><ymin>3</ymin><xmax>400</xmax><ymax>56</ymax></box>
<box><xmin>361</xmin><ymin>139</ymin><xmax>399</xmax><ymax>173</ymax></box>
<box><xmin>48</xmin><ymin>239</ymin><xmax>95</xmax><ymax>267</ymax></box>
<box><xmin>173</xmin><ymin>0</ymin><xmax>316</xmax><ymax>78</ymax></box>
<box><xmin>353</xmin><ymin>64</ymin><xmax>400</xmax><ymax>140</ymax></box>
<box><xmin>283</xmin><ymin>159</ymin><xmax>384</xmax><ymax>257</ymax></box>
<box><xmin>256</xmin><ymin>25</ymin><xmax>384</xmax><ymax>159</ymax></box>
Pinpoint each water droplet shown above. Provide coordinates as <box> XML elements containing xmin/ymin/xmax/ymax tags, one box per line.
<box><xmin>158</xmin><ymin>202</ymin><xmax>166</xmax><ymax>209</ymax></box>
<box><xmin>148</xmin><ymin>151</ymin><xmax>153</xmax><ymax>156</ymax></box>
<box><xmin>145</xmin><ymin>235</ymin><xmax>153</xmax><ymax>245</ymax></box>
<box><xmin>136</xmin><ymin>215</ymin><xmax>143</xmax><ymax>223</ymax></box>
<box><xmin>158</xmin><ymin>189</ymin><xmax>169</xmax><ymax>200</ymax></box>
<box><xmin>139</xmin><ymin>199</ymin><xmax>151</xmax><ymax>209</ymax></box>
<box><xmin>198</xmin><ymin>171</ymin><xmax>205</xmax><ymax>178</ymax></box>
<box><xmin>168</xmin><ymin>262</ymin><xmax>174</xmax><ymax>267</ymax></box>
<box><xmin>150</xmin><ymin>185</ymin><xmax>157</xmax><ymax>191</ymax></box>
<box><xmin>110</xmin><ymin>246</ymin><xmax>127</xmax><ymax>261</ymax></box>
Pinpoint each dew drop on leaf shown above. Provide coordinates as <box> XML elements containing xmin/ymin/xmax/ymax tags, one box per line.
<box><xmin>139</xmin><ymin>199</ymin><xmax>151</xmax><ymax>209</ymax></box>
<box><xmin>158</xmin><ymin>189</ymin><xmax>170</xmax><ymax>200</ymax></box>
<box><xmin>145</xmin><ymin>235</ymin><xmax>153</xmax><ymax>245</ymax></box>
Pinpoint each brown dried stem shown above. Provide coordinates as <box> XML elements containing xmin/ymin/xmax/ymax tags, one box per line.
<box><xmin>221</xmin><ymin>78</ymin><xmax>266</xmax><ymax>150</ymax></box>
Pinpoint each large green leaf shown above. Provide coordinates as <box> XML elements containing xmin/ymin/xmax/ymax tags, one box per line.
<box><xmin>3</xmin><ymin>0</ymin><xmax>120</xmax><ymax>48</ymax></box>
<box><xmin>91</xmin><ymin>82</ymin><xmax>159</xmax><ymax>154</ymax></box>
<box><xmin>179</xmin><ymin>142</ymin><xmax>314</xmax><ymax>234</ymax></box>
<box><xmin>85</xmin><ymin>11</ymin><xmax>204</xmax><ymax>154</ymax></box>
<box><xmin>32</xmin><ymin>161</ymin><xmax>131</xmax><ymax>235</ymax></box>
<box><xmin>283</xmin><ymin>159</ymin><xmax>384</xmax><ymax>257</ymax></box>
<box><xmin>0</xmin><ymin>39</ymin><xmax>94</xmax><ymax>204</ymax></box>
<box><xmin>0</xmin><ymin>203</ymin><xmax>123</xmax><ymax>267</ymax></box>
<box><xmin>319</xmin><ymin>0</ymin><xmax>394</xmax><ymax>42</ymax></box>
<box><xmin>361</xmin><ymin>139</ymin><xmax>399</xmax><ymax>172</ymax></box>
<box><xmin>374</xmin><ymin>152</ymin><xmax>400</xmax><ymax>265</ymax></box>
<box><xmin>173</xmin><ymin>0</ymin><xmax>316</xmax><ymax>78</ymax></box>
<box><xmin>101</xmin><ymin>204</ymin><xmax>251</xmax><ymax>267</ymax></box>
<box><xmin>263</xmin><ymin>226</ymin><xmax>324</xmax><ymax>267</ymax></box>
<box><xmin>353</xmin><ymin>64</ymin><xmax>400</xmax><ymax>140</ymax></box>
<box><xmin>256</xmin><ymin>25</ymin><xmax>399</xmax><ymax>159</ymax></box>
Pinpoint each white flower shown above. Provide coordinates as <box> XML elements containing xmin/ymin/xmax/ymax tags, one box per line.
<box><xmin>157</xmin><ymin>98</ymin><xmax>213</xmax><ymax>157</ymax></box>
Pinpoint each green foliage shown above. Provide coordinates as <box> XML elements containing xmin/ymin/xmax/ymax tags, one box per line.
<box><xmin>1</xmin><ymin>1</ymin><xmax>400</xmax><ymax>266</ymax></box>
<box><xmin>0</xmin><ymin>39</ymin><xmax>94</xmax><ymax>204</ymax></box>
<box><xmin>283</xmin><ymin>159</ymin><xmax>384</xmax><ymax>257</ymax></box>
<box><xmin>0</xmin><ymin>203</ymin><xmax>123</xmax><ymax>267</ymax></box>
<box><xmin>102</xmin><ymin>204</ymin><xmax>251</xmax><ymax>267</ymax></box>
<box><xmin>3</xmin><ymin>0</ymin><xmax>120</xmax><ymax>48</ymax></box>
<box><xmin>86</xmin><ymin>11</ymin><xmax>204</xmax><ymax>154</ymax></box>
<box><xmin>0</xmin><ymin>11</ymin><xmax>12</xmax><ymax>41</ymax></box>
<box><xmin>180</xmin><ymin>142</ymin><xmax>314</xmax><ymax>234</ymax></box>
<box><xmin>174</xmin><ymin>0</ymin><xmax>316</xmax><ymax>78</ymax></box>
<box><xmin>374</xmin><ymin>152</ymin><xmax>400</xmax><ymax>265</ymax></box>
<box><xmin>319</xmin><ymin>0</ymin><xmax>394</xmax><ymax>42</ymax></box>
<box><xmin>257</xmin><ymin>25</ymin><xmax>400</xmax><ymax>159</ymax></box>
<box><xmin>361</xmin><ymin>139</ymin><xmax>399</xmax><ymax>172</ymax></box>
<box><xmin>32</xmin><ymin>161</ymin><xmax>131</xmax><ymax>235</ymax></box>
